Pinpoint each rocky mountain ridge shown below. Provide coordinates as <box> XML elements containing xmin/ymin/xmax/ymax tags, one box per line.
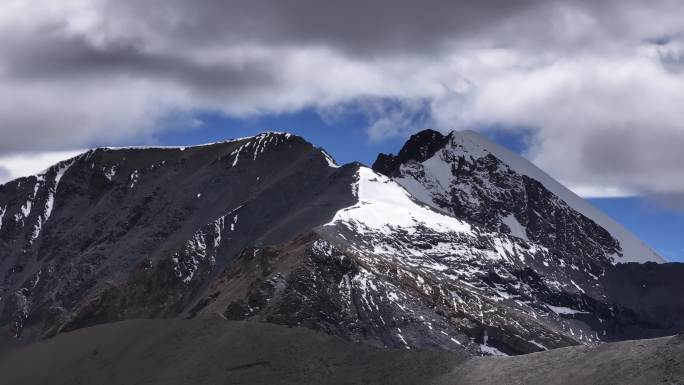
<box><xmin>0</xmin><ymin>132</ymin><xmax>355</xmax><ymax>339</ymax></box>
<box><xmin>373</xmin><ymin>129</ymin><xmax>663</xmax><ymax>264</ymax></box>
<box><xmin>0</xmin><ymin>130</ymin><xmax>681</xmax><ymax>356</ymax></box>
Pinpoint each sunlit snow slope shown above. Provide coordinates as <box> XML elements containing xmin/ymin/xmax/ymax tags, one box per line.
<box><xmin>329</xmin><ymin>167</ymin><xmax>472</xmax><ymax>235</ymax></box>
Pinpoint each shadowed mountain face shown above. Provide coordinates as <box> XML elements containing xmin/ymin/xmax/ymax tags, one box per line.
<box><xmin>0</xmin><ymin>130</ymin><xmax>682</xmax><ymax>358</ymax></box>
<box><xmin>0</xmin><ymin>133</ymin><xmax>356</xmax><ymax>340</ymax></box>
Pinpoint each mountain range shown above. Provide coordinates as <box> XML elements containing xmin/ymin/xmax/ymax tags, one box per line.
<box><xmin>0</xmin><ymin>129</ymin><xmax>682</xmax><ymax>359</ymax></box>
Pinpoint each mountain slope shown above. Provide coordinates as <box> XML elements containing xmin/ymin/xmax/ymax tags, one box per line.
<box><xmin>0</xmin><ymin>318</ymin><xmax>681</xmax><ymax>385</ymax></box>
<box><xmin>191</xmin><ymin>164</ymin><xmax>682</xmax><ymax>355</ymax></box>
<box><xmin>0</xmin><ymin>132</ymin><xmax>356</xmax><ymax>340</ymax></box>
<box><xmin>0</xmin><ymin>130</ymin><xmax>680</xmax><ymax>357</ymax></box>
<box><xmin>373</xmin><ymin>129</ymin><xmax>663</xmax><ymax>264</ymax></box>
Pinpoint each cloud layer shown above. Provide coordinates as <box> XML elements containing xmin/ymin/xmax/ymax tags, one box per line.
<box><xmin>1</xmin><ymin>0</ymin><xmax>684</xmax><ymax>199</ymax></box>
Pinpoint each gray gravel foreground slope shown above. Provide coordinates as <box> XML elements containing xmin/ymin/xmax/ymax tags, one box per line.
<box><xmin>445</xmin><ymin>333</ymin><xmax>684</xmax><ymax>385</ymax></box>
<box><xmin>0</xmin><ymin>318</ymin><xmax>681</xmax><ymax>385</ymax></box>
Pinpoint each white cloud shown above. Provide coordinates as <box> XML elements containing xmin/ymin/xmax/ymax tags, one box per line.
<box><xmin>0</xmin><ymin>150</ymin><xmax>84</xmax><ymax>184</ymax></box>
<box><xmin>445</xmin><ymin>49</ymin><xmax>684</xmax><ymax>197</ymax></box>
<box><xmin>1</xmin><ymin>0</ymin><xmax>684</xmax><ymax>200</ymax></box>
<box><xmin>563</xmin><ymin>184</ymin><xmax>637</xmax><ymax>199</ymax></box>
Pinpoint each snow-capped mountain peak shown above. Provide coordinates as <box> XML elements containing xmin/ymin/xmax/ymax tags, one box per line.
<box><xmin>373</xmin><ymin>129</ymin><xmax>663</xmax><ymax>264</ymax></box>
<box><xmin>1</xmin><ymin>130</ymin><xmax>679</xmax><ymax>359</ymax></box>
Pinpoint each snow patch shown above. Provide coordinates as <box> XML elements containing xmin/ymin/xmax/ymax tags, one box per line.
<box><xmin>103</xmin><ymin>166</ymin><xmax>116</xmax><ymax>181</ymax></box>
<box><xmin>44</xmin><ymin>160</ymin><xmax>73</xmax><ymax>221</ymax></box>
<box><xmin>22</xmin><ymin>179</ymin><xmax>41</xmax><ymax>218</ymax></box>
<box><xmin>321</xmin><ymin>149</ymin><xmax>340</xmax><ymax>168</ymax></box>
<box><xmin>231</xmin><ymin>144</ymin><xmax>245</xmax><ymax>167</ymax></box>
<box><xmin>230</xmin><ymin>132</ymin><xmax>292</xmax><ymax>167</ymax></box>
<box><xmin>546</xmin><ymin>304</ymin><xmax>589</xmax><ymax>315</ymax></box>
<box><xmin>231</xmin><ymin>214</ymin><xmax>238</xmax><ymax>231</ymax></box>
<box><xmin>570</xmin><ymin>280</ymin><xmax>586</xmax><ymax>294</ymax></box>
<box><xmin>0</xmin><ymin>205</ymin><xmax>6</xmax><ymax>230</ymax></box>
<box><xmin>30</xmin><ymin>160</ymin><xmax>75</xmax><ymax>243</ymax></box>
<box><xmin>529</xmin><ymin>340</ymin><xmax>548</xmax><ymax>350</ymax></box>
<box><xmin>328</xmin><ymin>167</ymin><xmax>472</xmax><ymax>235</ymax></box>
<box><xmin>213</xmin><ymin>216</ymin><xmax>225</xmax><ymax>248</ymax></box>
<box><xmin>129</xmin><ymin>170</ymin><xmax>140</xmax><ymax>188</ymax></box>
<box><xmin>480</xmin><ymin>330</ymin><xmax>508</xmax><ymax>356</ymax></box>
<box><xmin>501</xmin><ymin>214</ymin><xmax>528</xmax><ymax>241</ymax></box>
<box><xmin>172</xmin><ymin>232</ymin><xmax>208</xmax><ymax>283</ymax></box>
<box><xmin>396</xmin><ymin>328</ymin><xmax>410</xmax><ymax>349</ymax></box>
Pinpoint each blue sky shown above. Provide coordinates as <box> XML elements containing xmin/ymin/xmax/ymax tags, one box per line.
<box><xmin>136</xmin><ymin>110</ymin><xmax>684</xmax><ymax>262</ymax></box>
<box><xmin>589</xmin><ymin>198</ymin><xmax>684</xmax><ymax>263</ymax></box>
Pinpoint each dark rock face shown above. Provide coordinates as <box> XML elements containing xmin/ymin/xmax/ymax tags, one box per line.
<box><xmin>0</xmin><ymin>133</ymin><xmax>356</xmax><ymax>340</ymax></box>
<box><xmin>372</xmin><ymin>129</ymin><xmax>449</xmax><ymax>177</ymax></box>
<box><xmin>600</xmin><ymin>262</ymin><xmax>684</xmax><ymax>340</ymax></box>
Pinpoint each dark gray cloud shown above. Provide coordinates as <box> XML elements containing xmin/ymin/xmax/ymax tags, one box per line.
<box><xmin>580</xmin><ymin>127</ymin><xmax>684</xmax><ymax>178</ymax></box>
<box><xmin>0</xmin><ymin>0</ymin><xmax>683</xmax><ymax>199</ymax></box>
<box><xmin>98</xmin><ymin>0</ymin><xmax>680</xmax><ymax>57</ymax></box>
<box><xmin>2</xmin><ymin>31</ymin><xmax>277</xmax><ymax>93</ymax></box>
<box><xmin>101</xmin><ymin>0</ymin><xmax>538</xmax><ymax>56</ymax></box>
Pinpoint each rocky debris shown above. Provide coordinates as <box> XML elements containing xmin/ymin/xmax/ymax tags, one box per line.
<box><xmin>0</xmin><ymin>318</ymin><xmax>681</xmax><ymax>385</ymax></box>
